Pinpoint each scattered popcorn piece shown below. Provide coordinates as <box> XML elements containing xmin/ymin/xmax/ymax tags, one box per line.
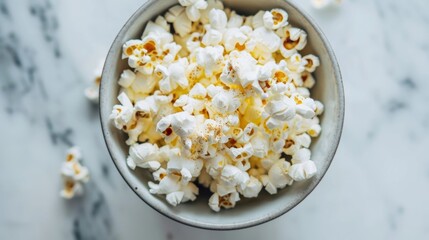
<box><xmin>60</xmin><ymin>147</ymin><xmax>90</xmax><ymax>199</ymax></box>
<box><xmin>111</xmin><ymin>1</ymin><xmax>324</xmax><ymax>211</ymax></box>
<box><xmin>311</xmin><ymin>0</ymin><xmax>342</xmax><ymax>9</ymax></box>
<box><xmin>85</xmin><ymin>60</ymin><xmax>104</xmax><ymax>103</ymax></box>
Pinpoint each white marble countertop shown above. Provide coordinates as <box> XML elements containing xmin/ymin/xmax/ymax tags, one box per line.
<box><xmin>1</xmin><ymin>0</ymin><xmax>429</xmax><ymax>239</ymax></box>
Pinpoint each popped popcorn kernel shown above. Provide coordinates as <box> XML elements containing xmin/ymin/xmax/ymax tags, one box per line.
<box><xmin>311</xmin><ymin>0</ymin><xmax>342</xmax><ymax>9</ymax></box>
<box><xmin>110</xmin><ymin>0</ymin><xmax>323</xmax><ymax>211</ymax></box>
<box><xmin>85</xmin><ymin>60</ymin><xmax>104</xmax><ymax>103</ymax></box>
<box><xmin>60</xmin><ymin>147</ymin><xmax>90</xmax><ymax>199</ymax></box>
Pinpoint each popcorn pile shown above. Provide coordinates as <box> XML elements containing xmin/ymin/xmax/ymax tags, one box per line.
<box><xmin>110</xmin><ymin>0</ymin><xmax>323</xmax><ymax>211</ymax></box>
<box><xmin>60</xmin><ymin>147</ymin><xmax>90</xmax><ymax>199</ymax></box>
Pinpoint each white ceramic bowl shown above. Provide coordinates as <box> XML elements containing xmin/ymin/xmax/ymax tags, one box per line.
<box><xmin>100</xmin><ymin>0</ymin><xmax>344</xmax><ymax>230</ymax></box>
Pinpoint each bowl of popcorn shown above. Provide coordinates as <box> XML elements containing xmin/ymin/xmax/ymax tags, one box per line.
<box><xmin>100</xmin><ymin>0</ymin><xmax>344</xmax><ymax>230</ymax></box>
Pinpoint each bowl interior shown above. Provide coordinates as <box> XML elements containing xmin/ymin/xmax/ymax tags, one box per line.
<box><xmin>100</xmin><ymin>0</ymin><xmax>344</xmax><ymax>230</ymax></box>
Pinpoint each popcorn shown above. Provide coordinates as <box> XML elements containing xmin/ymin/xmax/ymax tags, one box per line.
<box><xmin>243</xmin><ymin>15</ymin><xmax>253</xmax><ymax>28</ymax></box>
<box><xmin>167</xmin><ymin>156</ymin><xmax>204</xmax><ymax>182</ymax></box>
<box><xmin>307</xmin><ymin>124</ymin><xmax>322</xmax><ymax>137</ymax></box>
<box><xmin>287</xmin><ymin>53</ymin><xmax>307</xmax><ymax>73</ymax></box>
<box><xmin>261</xmin><ymin>159</ymin><xmax>293</xmax><ymax>194</ymax></box>
<box><xmin>242</xmin><ymin>97</ymin><xmax>265</xmax><ymax>125</ymax></box>
<box><xmin>198</xmin><ymin>169</ymin><xmax>213</xmax><ymax>187</ymax></box>
<box><xmin>288</xmin><ymin>148</ymin><xmax>317</xmax><ymax>181</ymax></box>
<box><xmin>135</xmin><ymin>91</ymin><xmax>173</xmax><ymax>119</ymax></box>
<box><xmin>110</xmin><ymin>92</ymin><xmax>134</xmax><ymax>130</ymax></box>
<box><xmin>162</xmin><ymin>42</ymin><xmax>182</xmax><ymax>64</ymax></box>
<box><xmin>303</xmin><ymin>54</ymin><xmax>320</xmax><ymax>73</ymax></box>
<box><xmin>131</xmin><ymin>72</ymin><xmax>157</xmax><ymax>94</ymax></box>
<box><xmin>174</xmin><ymin>83</ymin><xmax>207</xmax><ymax>114</ymax></box>
<box><xmin>127</xmin><ymin>143</ymin><xmax>163</xmax><ymax>170</ymax></box>
<box><xmin>225</xmin><ymin>142</ymin><xmax>253</xmax><ymax>161</ymax></box>
<box><xmin>279</xmin><ymin>27</ymin><xmax>307</xmax><ymax>58</ymax></box>
<box><xmin>237</xmin><ymin>123</ymin><xmax>257</xmax><ymax>144</ymax></box>
<box><xmin>301</xmin><ymin>72</ymin><xmax>316</xmax><ymax>89</ymax></box>
<box><xmin>311</xmin><ymin>0</ymin><xmax>342</xmax><ymax>9</ymax></box>
<box><xmin>195</xmin><ymin>46</ymin><xmax>224</xmax><ymax>77</ymax></box>
<box><xmin>142</xmin><ymin>21</ymin><xmax>173</xmax><ymax>47</ymax></box>
<box><xmin>208</xmin><ymin>8</ymin><xmax>227</xmax><ymax>30</ymax></box>
<box><xmin>153</xmin><ymin>168</ymin><xmax>167</xmax><ymax>182</ymax></box>
<box><xmin>125</xmin><ymin>120</ymin><xmax>147</xmax><ymax>145</ymax></box>
<box><xmin>248</xmin><ymin>27</ymin><xmax>281</xmax><ymax>64</ymax></box>
<box><xmin>165</xmin><ymin>5</ymin><xmax>185</xmax><ymax>22</ymax></box>
<box><xmin>211</xmin><ymin>88</ymin><xmax>241</xmax><ymax>113</ymax></box>
<box><xmin>202</xmin><ymin>26</ymin><xmax>223</xmax><ymax>46</ymax></box>
<box><xmin>200</xmin><ymin>0</ymin><xmax>224</xmax><ymax>24</ymax></box>
<box><xmin>205</xmin><ymin>153</ymin><xmax>227</xmax><ymax>178</ymax></box>
<box><xmin>112</xmin><ymin>2</ymin><xmax>323</xmax><ymax>211</ymax></box>
<box><xmin>283</xmin><ymin>133</ymin><xmax>312</xmax><ymax>155</ymax></box>
<box><xmin>238</xmin><ymin>176</ymin><xmax>262</xmax><ymax>198</ymax></box>
<box><xmin>60</xmin><ymin>147</ymin><xmax>90</xmax><ymax>199</ymax></box>
<box><xmin>220</xmin><ymin>165</ymin><xmax>250</xmax><ymax>189</ymax></box>
<box><xmin>297</xmin><ymin>87</ymin><xmax>310</xmax><ymax>98</ymax></box>
<box><xmin>178</xmin><ymin>0</ymin><xmax>208</xmax><ymax>22</ymax></box>
<box><xmin>292</xmin><ymin>93</ymin><xmax>316</xmax><ymax>119</ymax></box>
<box><xmin>157</xmin><ymin>111</ymin><xmax>197</xmax><ymax>139</ymax></box>
<box><xmin>222</xmin><ymin>28</ymin><xmax>248</xmax><ymax>52</ymax></box>
<box><xmin>155</xmin><ymin>16</ymin><xmax>170</xmax><ymax>32</ymax></box>
<box><xmin>260</xmin><ymin>151</ymin><xmax>282</xmax><ymax>170</ymax></box>
<box><xmin>252</xmin><ymin>11</ymin><xmax>265</xmax><ymax>29</ymax></box>
<box><xmin>250</xmin><ymin>131</ymin><xmax>270</xmax><ymax>158</ymax></box>
<box><xmin>157</xmin><ymin>59</ymin><xmax>189</xmax><ymax>93</ymax></box>
<box><xmin>208</xmin><ymin>192</ymin><xmax>240</xmax><ymax>212</ymax></box>
<box><xmin>235</xmin><ymin>158</ymin><xmax>251</xmax><ymax>172</ymax></box>
<box><xmin>265</xmin><ymin>94</ymin><xmax>296</xmax><ymax>124</ymax></box>
<box><xmin>149</xmin><ymin>174</ymin><xmax>199</xmax><ymax>206</ymax></box>
<box><xmin>220</xmin><ymin>50</ymin><xmax>258</xmax><ymax>87</ymax></box>
<box><xmin>227</xmin><ymin>11</ymin><xmax>244</xmax><ymax>28</ymax></box>
<box><xmin>263</xmin><ymin>9</ymin><xmax>288</xmax><ymax>30</ymax></box>
<box><xmin>118</xmin><ymin>69</ymin><xmax>136</xmax><ymax>88</ymax></box>
<box><xmin>186</xmin><ymin>32</ymin><xmax>202</xmax><ymax>52</ymax></box>
<box><xmin>314</xmin><ymin>100</ymin><xmax>324</xmax><ymax>115</ymax></box>
<box><xmin>174</xmin><ymin>10</ymin><xmax>193</xmax><ymax>37</ymax></box>
<box><xmin>85</xmin><ymin>60</ymin><xmax>104</xmax><ymax>103</ymax></box>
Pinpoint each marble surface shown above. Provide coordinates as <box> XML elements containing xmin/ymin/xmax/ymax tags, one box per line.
<box><xmin>1</xmin><ymin>0</ymin><xmax>429</xmax><ymax>239</ymax></box>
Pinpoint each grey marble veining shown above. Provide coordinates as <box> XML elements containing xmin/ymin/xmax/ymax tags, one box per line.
<box><xmin>1</xmin><ymin>0</ymin><xmax>429</xmax><ymax>239</ymax></box>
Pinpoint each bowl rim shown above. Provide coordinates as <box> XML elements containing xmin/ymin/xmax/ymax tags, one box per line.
<box><xmin>100</xmin><ymin>0</ymin><xmax>345</xmax><ymax>231</ymax></box>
